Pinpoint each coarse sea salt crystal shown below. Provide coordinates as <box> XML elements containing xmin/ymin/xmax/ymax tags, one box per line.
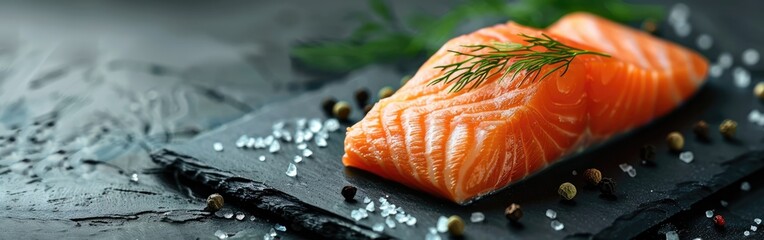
<box><xmin>258</xmin><ymin>155</ymin><xmax>266</xmax><ymax>161</ymax></box>
<box><xmin>214</xmin><ymin>230</ymin><xmax>228</xmax><ymax>239</ymax></box>
<box><xmin>406</xmin><ymin>216</ymin><xmax>417</xmax><ymax>226</ymax></box>
<box><xmin>309</xmin><ymin>118</ymin><xmax>323</xmax><ymax>133</ymax></box>
<box><xmin>213</xmin><ymin>142</ymin><xmax>224</xmax><ymax>152</ymax></box>
<box><xmin>366</xmin><ymin>202</ymin><xmax>375</xmax><ymax>212</ymax></box>
<box><xmin>386</xmin><ymin>216</ymin><xmax>396</xmax><ymax>228</ymax></box>
<box><xmin>471</xmin><ymin>212</ymin><xmax>485</xmax><ymax>223</ymax></box>
<box><xmin>741</xmin><ymin>181</ymin><xmax>751</xmax><ymax>191</ymax></box>
<box><xmin>619</xmin><ymin>163</ymin><xmax>633</xmax><ymax>172</ymax></box>
<box><xmin>294</xmin><ymin>131</ymin><xmax>304</xmax><ymax>144</ymax></box>
<box><xmin>706</xmin><ymin>210</ymin><xmax>714</xmax><ymax>218</ymax></box>
<box><xmin>627</xmin><ymin>168</ymin><xmax>637</xmax><ymax>178</ymax></box>
<box><xmin>297</xmin><ymin>143</ymin><xmax>307</xmax><ymax>150</ymax></box>
<box><xmin>272</xmin><ymin>121</ymin><xmax>285</xmax><ymax>130</ymax></box>
<box><xmin>315</xmin><ymin>136</ymin><xmax>328</xmax><ymax>148</ymax></box>
<box><xmin>743</xmin><ymin>49</ymin><xmax>760</xmax><ymax>66</ymax></box>
<box><xmin>666</xmin><ymin>231</ymin><xmax>679</xmax><ymax>240</ymax></box>
<box><xmin>721</xmin><ymin>200</ymin><xmax>729</xmax><ymax>207</ymax></box>
<box><xmin>680</xmin><ymin>151</ymin><xmax>694</xmax><ymax>163</ymax></box>
<box><xmin>395</xmin><ymin>213</ymin><xmax>408</xmax><ymax>223</ymax></box>
<box><xmin>302</xmin><ymin>149</ymin><xmax>313</xmax><ymax>158</ymax></box>
<box><xmin>296</xmin><ymin>118</ymin><xmax>307</xmax><ymax>130</ymax></box>
<box><xmin>551</xmin><ymin>220</ymin><xmax>565</xmax><ymax>231</ymax></box>
<box><xmin>269</xmin><ymin>141</ymin><xmax>281</xmax><ymax>153</ymax></box>
<box><xmin>372</xmin><ymin>223</ymin><xmax>384</xmax><ymax>232</ymax></box>
<box><xmin>755</xmin><ymin>218</ymin><xmax>762</xmax><ymax>225</ymax></box>
<box><xmin>719</xmin><ymin>53</ymin><xmax>734</xmax><ymax>68</ymax></box>
<box><xmin>351</xmin><ymin>209</ymin><xmax>363</xmax><ymax>221</ymax></box>
<box><xmin>752</xmin><ymin>225</ymin><xmax>758</xmax><ymax>232</ymax></box>
<box><xmin>130</xmin><ymin>173</ymin><xmax>139</xmax><ymax>182</ymax></box>
<box><xmin>744</xmin><ymin>230</ymin><xmax>750</xmax><ymax>237</ymax></box>
<box><xmin>264</xmin><ymin>135</ymin><xmax>274</xmax><ymax>146</ymax></box>
<box><xmin>364</xmin><ymin>197</ymin><xmax>371</xmax><ymax>203</ymax></box>
<box><xmin>436</xmin><ymin>216</ymin><xmax>448</xmax><ymax>232</ymax></box>
<box><xmin>235</xmin><ymin>212</ymin><xmax>245</xmax><ymax>220</ymax></box>
<box><xmin>293</xmin><ymin>156</ymin><xmax>302</xmax><ymax>163</ymax></box>
<box><xmin>674</xmin><ymin>22</ymin><xmax>691</xmax><ymax>37</ymax></box>
<box><xmin>275</xmin><ymin>224</ymin><xmax>286</xmax><ymax>231</ymax></box>
<box><xmin>236</xmin><ymin>135</ymin><xmax>248</xmax><ymax>148</ymax></box>
<box><xmin>425</xmin><ymin>228</ymin><xmax>441</xmax><ymax>240</ymax></box>
<box><xmin>734</xmin><ymin>67</ymin><xmax>751</xmax><ymax>88</ymax></box>
<box><xmin>669</xmin><ymin>3</ymin><xmax>690</xmax><ymax>25</ymax></box>
<box><xmin>697</xmin><ymin>34</ymin><xmax>713</xmax><ymax>50</ymax></box>
<box><xmin>324</xmin><ymin>119</ymin><xmax>340</xmax><ymax>132</ymax></box>
<box><xmin>709</xmin><ymin>64</ymin><xmax>723</xmax><ymax>78</ymax></box>
<box><xmin>285</xmin><ymin>163</ymin><xmax>297</xmax><ymax>177</ymax></box>
<box><xmin>546</xmin><ymin>209</ymin><xmax>557</xmax><ymax>219</ymax></box>
<box><xmin>246</xmin><ymin>137</ymin><xmax>256</xmax><ymax>148</ymax></box>
<box><xmin>304</xmin><ymin>130</ymin><xmax>314</xmax><ymax>141</ymax></box>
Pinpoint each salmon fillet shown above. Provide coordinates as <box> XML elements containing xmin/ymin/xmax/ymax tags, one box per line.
<box><xmin>343</xmin><ymin>13</ymin><xmax>709</xmax><ymax>204</ymax></box>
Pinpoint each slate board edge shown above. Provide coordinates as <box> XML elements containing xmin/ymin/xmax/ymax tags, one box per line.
<box><xmin>151</xmin><ymin>149</ymin><xmax>392</xmax><ymax>240</ymax></box>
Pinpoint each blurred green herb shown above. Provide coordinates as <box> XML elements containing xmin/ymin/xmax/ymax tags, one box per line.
<box><xmin>291</xmin><ymin>0</ymin><xmax>663</xmax><ymax>73</ymax></box>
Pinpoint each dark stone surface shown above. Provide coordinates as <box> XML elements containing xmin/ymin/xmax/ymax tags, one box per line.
<box><xmin>152</xmin><ymin>2</ymin><xmax>764</xmax><ymax>239</ymax></box>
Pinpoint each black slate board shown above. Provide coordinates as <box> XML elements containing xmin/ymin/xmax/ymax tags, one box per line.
<box><xmin>152</xmin><ymin>2</ymin><xmax>764</xmax><ymax>240</ymax></box>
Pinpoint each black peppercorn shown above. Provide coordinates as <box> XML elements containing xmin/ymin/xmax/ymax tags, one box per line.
<box><xmin>504</xmin><ymin>203</ymin><xmax>523</xmax><ymax>222</ymax></box>
<box><xmin>206</xmin><ymin>193</ymin><xmax>224</xmax><ymax>212</ymax></box>
<box><xmin>341</xmin><ymin>185</ymin><xmax>357</xmax><ymax>201</ymax></box>
<box><xmin>354</xmin><ymin>89</ymin><xmax>370</xmax><ymax>108</ymax></box>
<box><xmin>599</xmin><ymin>178</ymin><xmax>617</xmax><ymax>196</ymax></box>
<box><xmin>693</xmin><ymin>121</ymin><xmax>709</xmax><ymax>140</ymax></box>
<box><xmin>321</xmin><ymin>97</ymin><xmax>338</xmax><ymax>116</ymax></box>
<box><xmin>640</xmin><ymin>145</ymin><xmax>656</xmax><ymax>165</ymax></box>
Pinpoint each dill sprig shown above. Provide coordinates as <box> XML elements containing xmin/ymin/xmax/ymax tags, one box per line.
<box><xmin>429</xmin><ymin>33</ymin><xmax>610</xmax><ymax>92</ymax></box>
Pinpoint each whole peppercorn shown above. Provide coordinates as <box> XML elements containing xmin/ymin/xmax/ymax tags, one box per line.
<box><xmin>640</xmin><ymin>145</ymin><xmax>656</xmax><ymax>165</ymax></box>
<box><xmin>713</xmin><ymin>214</ymin><xmax>725</xmax><ymax>227</ymax></box>
<box><xmin>666</xmin><ymin>132</ymin><xmax>684</xmax><ymax>151</ymax></box>
<box><xmin>558</xmin><ymin>182</ymin><xmax>577</xmax><ymax>200</ymax></box>
<box><xmin>206</xmin><ymin>193</ymin><xmax>224</xmax><ymax>212</ymax></box>
<box><xmin>354</xmin><ymin>89</ymin><xmax>370</xmax><ymax>107</ymax></box>
<box><xmin>363</xmin><ymin>104</ymin><xmax>374</xmax><ymax>115</ymax></box>
<box><xmin>754</xmin><ymin>82</ymin><xmax>764</xmax><ymax>100</ymax></box>
<box><xmin>599</xmin><ymin>178</ymin><xmax>617</xmax><ymax>196</ymax></box>
<box><xmin>341</xmin><ymin>185</ymin><xmax>357</xmax><ymax>201</ymax></box>
<box><xmin>333</xmin><ymin>101</ymin><xmax>351</xmax><ymax>120</ymax></box>
<box><xmin>719</xmin><ymin>119</ymin><xmax>737</xmax><ymax>139</ymax></box>
<box><xmin>378</xmin><ymin>86</ymin><xmax>395</xmax><ymax>99</ymax></box>
<box><xmin>584</xmin><ymin>168</ymin><xmax>602</xmax><ymax>185</ymax></box>
<box><xmin>641</xmin><ymin>19</ymin><xmax>658</xmax><ymax>34</ymax></box>
<box><xmin>321</xmin><ymin>97</ymin><xmax>337</xmax><ymax>116</ymax></box>
<box><xmin>504</xmin><ymin>203</ymin><xmax>523</xmax><ymax>222</ymax></box>
<box><xmin>693</xmin><ymin>121</ymin><xmax>710</xmax><ymax>140</ymax></box>
<box><xmin>447</xmin><ymin>215</ymin><xmax>465</xmax><ymax>236</ymax></box>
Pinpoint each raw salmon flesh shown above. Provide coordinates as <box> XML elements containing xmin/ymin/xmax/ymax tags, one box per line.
<box><xmin>343</xmin><ymin>13</ymin><xmax>709</xmax><ymax>204</ymax></box>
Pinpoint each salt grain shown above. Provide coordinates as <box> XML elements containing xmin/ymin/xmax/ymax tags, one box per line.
<box><xmin>366</xmin><ymin>202</ymin><xmax>375</xmax><ymax>212</ymax></box>
<box><xmin>709</xmin><ymin>64</ymin><xmax>723</xmax><ymax>78</ymax></box>
<box><xmin>293</xmin><ymin>156</ymin><xmax>303</xmax><ymax>163</ymax></box>
<box><xmin>235</xmin><ymin>212</ymin><xmax>245</xmax><ymax>220</ymax></box>
<box><xmin>734</xmin><ymin>67</ymin><xmax>751</xmax><ymax>88</ymax></box>
<box><xmin>235</xmin><ymin>135</ymin><xmax>248</xmax><ymax>148</ymax></box>
<box><xmin>213</xmin><ymin>142</ymin><xmax>224</xmax><ymax>152</ymax></box>
<box><xmin>743</xmin><ymin>49</ymin><xmax>760</xmax><ymax>66</ymax></box>
<box><xmin>744</xmin><ymin>230</ymin><xmax>751</xmax><ymax>237</ymax></box>
<box><xmin>755</xmin><ymin>218</ymin><xmax>762</xmax><ymax>225</ymax></box>
<box><xmin>264</xmin><ymin>136</ymin><xmax>274</xmax><ymax>146</ymax></box>
<box><xmin>315</xmin><ymin>136</ymin><xmax>328</xmax><ymax>148</ymax></box>
<box><xmin>719</xmin><ymin>53</ymin><xmax>734</xmax><ymax>68</ymax></box>
<box><xmin>214</xmin><ymin>230</ymin><xmax>228</xmax><ymax>239</ymax></box>
<box><xmin>406</xmin><ymin>216</ymin><xmax>417</xmax><ymax>226</ymax></box>
<box><xmin>258</xmin><ymin>155</ymin><xmax>266</xmax><ymax>161</ymax></box>
<box><xmin>324</xmin><ymin>119</ymin><xmax>340</xmax><ymax>132</ymax></box>
<box><xmin>627</xmin><ymin>168</ymin><xmax>637</xmax><ymax>178</ymax></box>
<box><xmin>272</xmin><ymin>121</ymin><xmax>285</xmax><ymax>130</ymax></box>
<box><xmin>385</xmin><ymin>216</ymin><xmax>396</xmax><ymax>229</ymax></box>
<box><xmin>572</xmin><ymin>170</ymin><xmax>577</xmax><ymax>176</ymax></box>
<box><xmin>130</xmin><ymin>173</ymin><xmax>139</xmax><ymax>182</ymax></box>
<box><xmin>551</xmin><ymin>220</ymin><xmax>565</xmax><ymax>231</ymax></box>
<box><xmin>546</xmin><ymin>209</ymin><xmax>557</xmax><ymax>219</ymax></box>
<box><xmin>302</xmin><ymin>149</ymin><xmax>313</xmax><ymax>158</ymax></box>
<box><xmin>619</xmin><ymin>163</ymin><xmax>633</xmax><ymax>172</ymax></box>
<box><xmin>752</xmin><ymin>225</ymin><xmax>758</xmax><ymax>232</ymax></box>
<box><xmin>296</xmin><ymin>118</ymin><xmax>307</xmax><ymax>130</ymax></box>
<box><xmin>680</xmin><ymin>151</ymin><xmax>694</xmax><ymax>163</ymax></box>
<box><xmin>674</xmin><ymin>22</ymin><xmax>692</xmax><ymax>37</ymax></box>
<box><xmin>297</xmin><ymin>143</ymin><xmax>307</xmax><ymax>150</ymax></box>
<box><xmin>436</xmin><ymin>216</ymin><xmax>448</xmax><ymax>232</ymax></box>
<box><xmin>471</xmin><ymin>212</ymin><xmax>485</xmax><ymax>223</ymax></box>
<box><xmin>425</xmin><ymin>228</ymin><xmax>441</xmax><ymax>240</ymax></box>
<box><xmin>696</xmin><ymin>34</ymin><xmax>713</xmax><ymax>50</ymax></box>
<box><xmin>666</xmin><ymin>231</ymin><xmax>679</xmax><ymax>240</ymax></box>
<box><xmin>286</xmin><ymin>163</ymin><xmax>297</xmax><ymax>177</ymax></box>
<box><xmin>275</xmin><ymin>224</ymin><xmax>287</xmax><ymax>232</ymax></box>
<box><xmin>669</xmin><ymin>4</ymin><xmax>690</xmax><ymax>25</ymax></box>
<box><xmin>721</xmin><ymin>200</ymin><xmax>729</xmax><ymax>207</ymax></box>
<box><xmin>741</xmin><ymin>181</ymin><xmax>751</xmax><ymax>191</ymax></box>
<box><xmin>268</xmin><ymin>141</ymin><xmax>281</xmax><ymax>153</ymax></box>
<box><xmin>372</xmin><ymin>223</ymin><xmax>385</xmax><ymax>232</ymax></box>
<box><xmin>309</xmin><ymin>118</ymin><xmax>323</xmax><ymax>133</ymax></box>
<box><xmin>364</xmin><ymin>197</ymin><xmax>371</xmax><ymax>203</ymax></box>
<box><xmin>706</xmin><ymin>210</ymin><xmax>714</xmax><ymax>218</ymax></box>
